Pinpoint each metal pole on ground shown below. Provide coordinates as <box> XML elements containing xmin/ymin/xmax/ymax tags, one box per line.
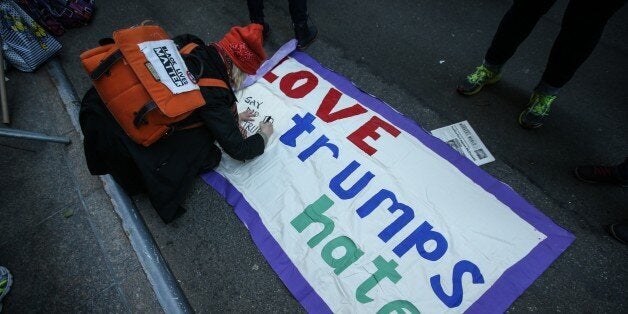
<box><xmin>0</xmin><ymin>44</ymin><xmax>10</xmax><ymax>124</ymax></box>
<box><xmin>0</xmin><ymin>49</ymin><xmax>70</xmax><ymax>145</ymax></box>
<box><xmin>0</xmin><ymin>127</ymin><xmax>70</xmax><ymax>144</ymax></box>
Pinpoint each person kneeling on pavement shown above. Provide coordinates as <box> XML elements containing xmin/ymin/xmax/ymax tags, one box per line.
<box><xmin>79</xmin><ymin>24</ymin><xmax>273</xmax><ymax>223</ymax></box>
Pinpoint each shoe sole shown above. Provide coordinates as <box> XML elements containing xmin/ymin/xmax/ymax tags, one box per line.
<box><xmin>457</xmin><ymin>86</ymin><xmax>483</xmax><ymax>96</ymax></box>
<box><xmin>0</xmin><ymin>266</ymin><xmax>12</xmax><ymax>301</ymax></box>
<box><xmin>456</xmin><ymin>75</ymin><xmax>502</xmax><ymax>96</ymax></box>
<box><xmin>607</xmin><ymin>224</ymin><xmax>628</xmax><ymax>244</ymax></box>
<box><xmin>517</xmin><ymin>111</ymin><xmax>542</xmax><ymax>129</ymax></box>
<box><xmin>297</xmin><ymin>31</ymin><xmax>318</xmax><ymax>51</ymax></box>
<box><xmin>573</xmin><ymin>168</ymin><xmax>628</xmax><ymax>187</ymax></box>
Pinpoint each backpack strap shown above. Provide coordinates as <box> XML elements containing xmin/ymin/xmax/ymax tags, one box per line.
<box><xmin>132</xmin><ymin>78</ymin><xmax>229</xmax><ymax>129</ymax></box>
<box><xmin>133</xmin><ymin>100</ymin><xmax>157</xmax><ymax>128</ymax></box>
<box><xmin>179</xmin><ymin>43</ymin><xmax>198</xmax><ymax>55</ymax></box>
<box><xmin>90</xmin><ymin>49</ymin><xmax>123</xmax><ymax>80</ymax></box>
<box><xmin>167</xmin><ymin>78</ymin><xmax>231</xmax><ymax>131</ymax></box>
<box><xmin>197</xmin><ymin>78</ymin><xmax>228</xmax><ymax>89</ymax></box>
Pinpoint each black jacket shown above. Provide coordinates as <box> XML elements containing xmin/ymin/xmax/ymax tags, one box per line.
<box><xmin>79</xmin><ymin>34</ymin><xmax>266</xmax><ymax>223</ymax></box>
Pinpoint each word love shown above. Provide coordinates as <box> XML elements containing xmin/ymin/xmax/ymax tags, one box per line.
<box><xmin>263</xmin><ymin>68</ymin><xmax>400</xmax><ymax>156</ymax></box>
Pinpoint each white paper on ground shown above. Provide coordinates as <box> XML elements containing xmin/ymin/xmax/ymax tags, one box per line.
<box><xmin>431</xmin><ymin>120</ymin><xmax>495</xmax><ymax>166</ymax></box>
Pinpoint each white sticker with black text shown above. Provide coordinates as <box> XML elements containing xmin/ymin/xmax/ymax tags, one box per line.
<box><xmin>138</xmin><ymin>39</ymin><xmax>199</xmax><ymax>94</ymax></box>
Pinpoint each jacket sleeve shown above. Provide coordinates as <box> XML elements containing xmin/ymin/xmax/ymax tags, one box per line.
<box><xmin>195</xmin><ymin>88</ymin><xmax>266</xmax><ymax>161</ymax></box>
<box><xmin>184</xmin><ymin>41</ymin><xmax>266</xmax><ymax>161</ymax></box>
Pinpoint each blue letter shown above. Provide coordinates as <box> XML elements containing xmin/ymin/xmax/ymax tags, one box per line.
<box><xmin>280</xmin><ymin>113</ymin><xmax>316</xmax><ymax>147</ymax></box>
<box><xmin>356</xmin><ymin>189</ymin><xmax>415</xmax><ymax>242</ymax></box>
<box><xmin>393</xmin><ymin>222</ymin><xmax>448</xmax><ymax>261</ymax></box>
<box><xmin>430</xmin><ymin>260</ymin><xmax>484</xmax><ymax>308</ymax></box>
<box><xmin>329</xmin><ymin>160</ymin><xmax>375</xmax><ymax>200</ymax></box>
<box><xmin>298</xmin><ymin>135</ymin><xmax>340</xmax><ymax>161</ymax></box>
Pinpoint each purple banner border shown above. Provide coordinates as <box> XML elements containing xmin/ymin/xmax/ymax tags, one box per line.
<box><xmin>202</xmin><ymin>51</ymin><xmax>574</xmax><ymax>314</ymax></box>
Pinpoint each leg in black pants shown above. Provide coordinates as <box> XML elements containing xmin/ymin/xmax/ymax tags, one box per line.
<box><xmin>518</xmin><ymin>0</ymin><xmax>626</xmax><ymax>128</ymax></box>
<box><xmin>247</xmin><ymin>0</ymin><xmax>265</xmax><ymax>23</ymax></box>
<box><xmin>485</xmin><ymin>0</ymin><xmax>626</xmax><ymax>88</ymax></box>
<box><xmin>541</xmin><ymin>0</ymin><xmax>627</xmax><ymax>88</ymax></box>
<box><xmin>247</xmin><ymin>0</ymin><xmax>308</xmax><ymax>25</ymax></box>
<box><xmin>245</xmin><ymin>0</ymin><xmax>317</xmax><ymax>50</ymax></box>
<box><xmin>456</xmin><ymin>0</ymin><xmax>557</xmax><ymax>96</ymax></box>
<box><xmin>484</xmin><ymin>0</ymin><xmax>558</xmax><ymax>67</ymax></box>
<box><xmin>288</xmin><ymin>0</ymin><xmax>308</xmax><ymax>25</ymax></box>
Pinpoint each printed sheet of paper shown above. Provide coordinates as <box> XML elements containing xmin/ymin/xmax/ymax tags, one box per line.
<box><xmin>431</xmin><ymin>121</ymin><xmax>495</xmax><ymax>166</ymax></box>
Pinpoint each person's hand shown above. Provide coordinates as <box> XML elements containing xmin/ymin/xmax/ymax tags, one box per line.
<box><xmin>239</xmin><ymin>109</ymin><xmax>257</xmax><ymax>122</ymax></box>
<box><xmin>257</xmin><ymin>121</ymin><xmax>274</xmax><ymax>146</ymax></box>
<box><xmin>258</xmin><ymin>121</ymin><xmax>274</xmax><ymax>138</ymax></box>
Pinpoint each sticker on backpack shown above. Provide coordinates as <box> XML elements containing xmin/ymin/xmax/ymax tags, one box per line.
<box><xmin>138</xmin><ymin>39</ymin><xmax>199</xmax><ymax>94</ymax></box>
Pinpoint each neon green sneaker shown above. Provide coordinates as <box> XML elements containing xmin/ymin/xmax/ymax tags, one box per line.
<box><xmin>518</xmin><ymin>92</ymin><xmax>557</xmax><ymax>129</ymax></box>
<box><xmin>0</xmin><ymin>266</ymin><xmax>12</xmax><ymax>311</ymax></box>
<box><xmin>457</xmin><ymin>65</ymin><xmax>502</xmax><ymax>96</ymax></box>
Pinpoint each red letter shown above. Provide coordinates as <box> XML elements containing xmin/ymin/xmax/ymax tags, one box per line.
<box><xmin>316</xmin><ymin>88</ymin><xmax>367</xmax><ymax>122</ymax></box>
<box><xmin>347</xmin><ymin>116</ymin><xmax>401</xmax><ymax>155</ymax></box>
<box><xmin>263</xmin><ymin>71</ymin><xmax>278</xmax><ymax>83</ymax></box>
<box><xmin>279</xmin><ymin>71</ymin><xmax>319</xmax><ymax>98</ymax></box>
<box><xmin>262</xmin><ymin>57</ymin><xmax>289</xmax><ymax>83</ymax></box>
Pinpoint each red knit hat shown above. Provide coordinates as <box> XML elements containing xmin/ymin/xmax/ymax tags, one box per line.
<box><xmin>216</xmin><ymin>24</ymin><xmax>267</xmax><ymax>75</ymax></box>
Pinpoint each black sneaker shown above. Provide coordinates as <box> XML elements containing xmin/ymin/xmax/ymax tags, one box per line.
<box><xmin>294</xmin><ymin>20</ymin><xmax>318</xmax><ymax>50</ymax></box>
<box><xmin>574</xmin><ymin>164</ymin><xmax>628</xmax><ymax>187</ymax></box>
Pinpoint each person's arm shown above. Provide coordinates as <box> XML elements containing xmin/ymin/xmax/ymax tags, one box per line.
<box><xmin>188</xmin><ymin>43</ymin><xmax>272</xmax><ymax>161</ymax></box>
<box><xmin>196</xmin><ymin>88</ymin><xmax>266</xmax><ymax>161</ymax></box>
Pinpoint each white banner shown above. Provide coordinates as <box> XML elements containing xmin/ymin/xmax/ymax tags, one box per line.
<box><xmin>203</xmin><ymin>51</ymin><xmax>573</xmax><ymax>314</ymax></box>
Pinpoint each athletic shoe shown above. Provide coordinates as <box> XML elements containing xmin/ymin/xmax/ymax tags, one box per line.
<box><xmin>295</xmin><ymin>20</ymin><xmax>318</xmax><ymax>50</ymax></box>
<box><xmin>518</xmin><ymin>92</ymin><xmax>557</xmax><ymax>129</ymax></box>
<box><xmin>574</xmin><ymin>164</ymin><xmax>628</xmax><ymax>187</ymax></box>
<box><xmin>456</xmin><ymin>65</ymin><xmax>501</xmax><ymax>96</ymax></box>
<box><xmin>0</xmin><ymin>266</ymin><xmax>13</xmax><ymax>311</ymax></box>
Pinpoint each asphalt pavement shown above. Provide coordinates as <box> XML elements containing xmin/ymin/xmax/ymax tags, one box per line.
<box><xmin>1</xmin><ymin>0</ymin><xmax>626</xmax><ymax>312</ymax></box>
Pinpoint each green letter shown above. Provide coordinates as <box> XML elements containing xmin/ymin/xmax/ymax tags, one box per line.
<box><xmin>377</xmin><ymin>300</ymin><xmax>420</xmax><ymax>314</ymax></box>
<box><xmin>291</xmin><ymin>194</ymin><xmax>335</xmax><ymax>248</ymax></box>
<box><xmin>321</xmin><ymin>236</ymin><xmax>365</xmax><ymax>275</ymax></box>
<box><xmin>356</xmin><ymin>256</ymin><xmax>402</xmax><ymax>303</ymax></box>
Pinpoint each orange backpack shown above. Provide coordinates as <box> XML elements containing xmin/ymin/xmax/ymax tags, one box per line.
<box><xmin>80</xmin><ymin>25</ymin><xmax>228</xmax><ymax>146</ymax></box>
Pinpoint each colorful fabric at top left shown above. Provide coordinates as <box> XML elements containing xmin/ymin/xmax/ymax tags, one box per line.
<box><xmin>0</xmin><ymin>0</ymin><xmax>62</xmax><ymax>72</ymax></box>
<box><xmin>14</xmin><ymin>0</ymin><xmax>96</xmax><ymax>36</ymax></box>
<box><xmin>13</xmin><ymin>0</ymin><xmax>64</xmax><ymax>35</ymax></box>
